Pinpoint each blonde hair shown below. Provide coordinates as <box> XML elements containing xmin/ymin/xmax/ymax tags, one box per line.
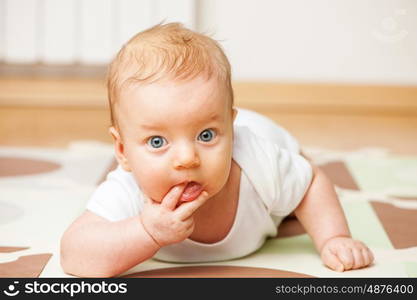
<box><xmin>107</xmin><ymin>22</ymin><xmax>233</xmax><ymax>128</ymax></box>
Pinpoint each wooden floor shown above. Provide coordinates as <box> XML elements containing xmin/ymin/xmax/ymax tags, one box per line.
<box><xmin>0</xmin><ymin>78</ymin><xmax>416</xmax><ymax>154</ymax></box>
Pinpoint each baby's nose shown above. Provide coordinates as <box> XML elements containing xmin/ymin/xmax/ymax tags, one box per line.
<box><xmin>173</xmin><ymin>143</ymin><xmax>200</xmax><ymax>169</ymax></box>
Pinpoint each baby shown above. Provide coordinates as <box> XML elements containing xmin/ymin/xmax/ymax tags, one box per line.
<box><xmin>60</xmin><ymin>23</ymin><xmax>374</xmax><ymax>277</ymax></box>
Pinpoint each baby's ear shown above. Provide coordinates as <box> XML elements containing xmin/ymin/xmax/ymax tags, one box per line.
<box><xmin>108</xmin><ymin>126</ymin><xmax>132</xmax><ymax>172</ymax></box>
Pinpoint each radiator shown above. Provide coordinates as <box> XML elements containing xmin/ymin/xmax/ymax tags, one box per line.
<box><xmin>0</xmin><ymin>0</ymin><xmax>195</xmax><ymax>65</ymax></box>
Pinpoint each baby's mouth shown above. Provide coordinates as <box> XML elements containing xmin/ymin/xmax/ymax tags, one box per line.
<box><xmin>180</xmin><ymin>181</ymin><xmax>204</xmax><ymax>202</ymax></box>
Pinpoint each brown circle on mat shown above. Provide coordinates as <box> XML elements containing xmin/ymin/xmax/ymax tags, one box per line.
<box><xmin>123</xmin><ymin>265</ymin><xmax>313</xmax><ymax>278</ymax></box>
<box><xmin>0</xmin><ymin>253</ymin><xmax>52</xmax><ymax>278</ymax></box>
<box><xmin>0</xmin><ymin>157</ymin><xmax>61</xmax><ymax>177</ymax></box>
<box><xmin>0</xmin><ymin>246</ymin><xmax>29</xmax><ymax>253</ymax></box>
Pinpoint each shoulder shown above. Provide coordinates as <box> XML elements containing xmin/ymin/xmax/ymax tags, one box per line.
<box><xmin>232</xmin><ymin>126</ymin><xmax>282</xmax><ymax>205</ymax></box>
<box><xmin>106</xmin><ymin>165</ymin><xmax>139</xmax><ymax>195</ymax></box>
<box><xmin>233</xmin><ymin>108</ymin><xmax>300</xmax><ymax>152</ymax></box>
<box><xmin>233</xmin><ymin>126</ymin><xmax>312</xmax><ymax>216</ymax></box>
<box><xmin>233</xmin><ymin>125</ymin><xmax>280</xmax><ymax>164</ymax></box>
<box><xmin>86</xmin><ymin>165</ymin><xmax>144</xmax><ymax>221</ymax></box>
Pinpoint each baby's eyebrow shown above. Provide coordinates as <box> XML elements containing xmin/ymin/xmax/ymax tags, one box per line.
<box><xmin>208</xmin><ymin>113</ymin><xmax>220</xmax><ymax>121</ymax></box>
<box><xmin>139</xmin><ymin>123</ymin><xmax>164</xmax><ymax>130</ymax></box>
<box><xmin>138</xmin><ymin>113</ymin><xmax>220</xmax><ymax>130</ymax></box>
<box><xmin>194</xmin><ymin>113</ymin><xmax>221</xmax><ymax>124</ymax></box>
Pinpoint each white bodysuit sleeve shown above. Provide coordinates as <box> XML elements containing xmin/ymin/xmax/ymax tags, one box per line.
<box><xmin>86</xmin><ymin>166</ymin><xmax>143</xmax><ymax>222</ymax></box>
<box><xmin>270</xmin><ymin>148</ymin><xmax>313</xmax><ymax>216</ymax></box>
<box><xmin>233</xmin><ymin>126</ymin><xmax>313</xmax><ymax>218</ymax></box>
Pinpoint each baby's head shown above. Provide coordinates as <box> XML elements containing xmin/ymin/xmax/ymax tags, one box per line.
<box><xmin>107</xmin><ymin>23</ymin><xmax>237</xmax><ymax>203</ymax></box>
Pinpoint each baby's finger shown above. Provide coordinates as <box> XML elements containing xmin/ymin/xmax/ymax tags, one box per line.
<box><xmin>362</xmin><ymin>247</ymin><xmax>374</xmax><ymax>267</ymax></box>
<box><xmin>176</xmin><ymin>191</ymin><xmax>209</xmax><ymax>220</ymax></box>
<box><xmin>183</xmin><ymin>217</ymin><xmax>194</xmax><ymax>229</ymax></box>
<box><xmin>161</xmin><ymin>184</ymin><xmax>186</xmax><ymax>210</ymax></box>
<box><xmin>322</xmin><ymin>248</ymin><xmax>344</xmax><ymax>272</ymax></box>
<box><xmin>336</xmin><ymin>247</ymin><xmax>354</xmax><ymax>270</ymax></box>
<box><xmin>184</xmin><ymin>222</ymin><xmax>195</xmax><ymax>237</ymax></box>
<box><xmin>351</xmin><ymin>247</ymin><xmax>365</xmax><ymax>269</ymax></box>
<box><xmin>185</xmin><ymin>219</ymin><xmax>195</xmax><ymax>232</ymax></box>
<box><xmin>368</xmin><ymin>247</ymin><xmax>374</xmax><ymax>264</ymax></box>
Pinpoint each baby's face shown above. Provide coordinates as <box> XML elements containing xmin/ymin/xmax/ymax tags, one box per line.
<box><xmin>114</xmin><ymin>76</ymin><xmax>236</xmax><ymax>203</ymax></box>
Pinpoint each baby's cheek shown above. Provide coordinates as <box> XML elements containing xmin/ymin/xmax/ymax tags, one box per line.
<box><xmin>132</xmin><ymin>165</ymin><xmax>167</xmax><ymax>202</ymax></box>
<box><xmin>203</xmin><ymin>156</ymin><xmax>230</xmax><ymax>193</ymax></box>
<box><xmin>139</xmin><ymin>179</ymin><xmax>167</xmax><ymax>203</ymax></box>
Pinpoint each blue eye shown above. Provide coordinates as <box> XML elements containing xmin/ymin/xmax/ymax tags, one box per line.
<box><xmin>147</xmin><ymin>136</ymin><xmax>166</xmax><ymax>148</ymax></box>
<box><xmin>198</xmin><ymin>129</ymin><xmax>216</xmax><ymax>142</ymax></box>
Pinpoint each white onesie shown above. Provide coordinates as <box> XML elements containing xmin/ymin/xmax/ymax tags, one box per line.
<box><xmin>87</xmin><ymin>108</ymin><xmax>313</xmax><ymax>262</ymax></box>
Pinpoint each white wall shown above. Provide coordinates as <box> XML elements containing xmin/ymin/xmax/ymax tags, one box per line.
<box><xmin>198</xmin><ymin>0</ymin><xmax>417</xmax><ymax>85</ymax></box>
<box><xmin>1</xmin><ymin>0</ymin><xmax>416</xmax><ymax>85</ymax></box>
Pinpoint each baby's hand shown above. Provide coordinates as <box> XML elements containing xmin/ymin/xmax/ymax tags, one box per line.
<box><xmin>140</xmin><ymin>185</ymin><xmax>209</xmax><ymax>247</ymax></box>
<box><xmin>320</xmin><ymin>237</ymin><xmax>374</xmax><ymax>272</ymax></box>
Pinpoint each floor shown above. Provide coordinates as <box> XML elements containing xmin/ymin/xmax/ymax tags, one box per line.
<box><xmin>1</xmin><ymin>139</ymin><xmax>416</xmax><ymax>278</ymax></box>
<box><xmin>0</xmin><ymin>78</ymin><xmax>416</xmax><ymax>278</ymax></box>
<box><xmin>0</xmin><ymin>79</ymin><xmax>416</xmax><ymax>154</ymax></box>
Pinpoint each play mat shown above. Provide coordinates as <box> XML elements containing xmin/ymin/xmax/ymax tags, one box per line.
<box><xmin>0</xmin><ymin>141</ymin><xmax>416</xmax><ymax>277</ymax></box>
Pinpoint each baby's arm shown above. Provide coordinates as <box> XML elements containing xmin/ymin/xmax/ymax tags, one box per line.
<box><xmin>60</xmin><ymin>211</ymin><xmax>159</xmax><ymax>277</ymax></box>
<box><xmin>294</xmin><ymin>164</ymin><xmax>374</xmax><ymax>272</ymax></box>
<box><xmin>60</xmin><ymin>185</ymin><xmax>209</xmax><ymax>277</ymax></box>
